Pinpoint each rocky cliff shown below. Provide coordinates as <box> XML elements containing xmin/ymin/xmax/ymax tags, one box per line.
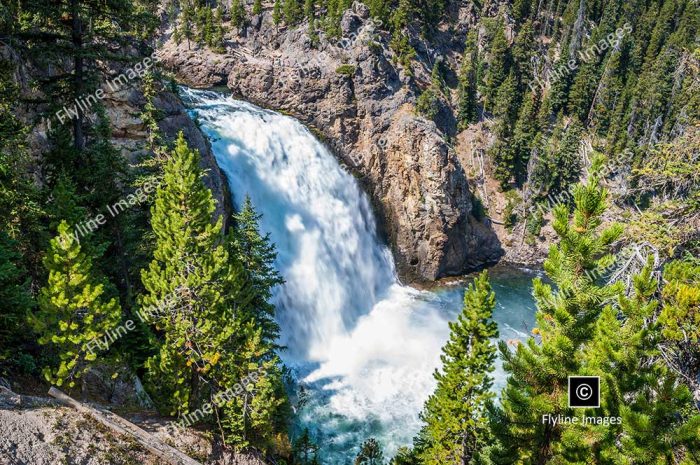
<box><xmin>157</xmin><ymin>4</ymin><xmax>503</xmax><ymax>281</ymax></box>
<box><xmin>4</xmin><ymin>44</ymin><xmax>231</xmax><ymax>224</ymax></box>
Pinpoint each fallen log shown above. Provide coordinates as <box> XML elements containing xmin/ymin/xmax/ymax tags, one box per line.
<box><xmin>48</xmin><ymin>387</ymin><xmax>202</xmax><ymax>465</ymax></box>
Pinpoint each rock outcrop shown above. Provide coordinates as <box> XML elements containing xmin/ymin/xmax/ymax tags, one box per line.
<box><xmin>158</xmin><ymin>5</ymin><xmax>503</xmax><ymax>281</ymax></box>
<box><xmin>4</xmin><ymin>42</ymin><xmax>231</xmax><ymax>224</ymax></box>
<box><xmin>0</xmin><ymin>385</ymin><xmax>268</xmax><ymax>465</ymax></box>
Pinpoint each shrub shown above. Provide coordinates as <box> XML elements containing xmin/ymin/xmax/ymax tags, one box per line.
<box><xmin>416</xmin><ymin>87</ymin><xmax>440</xmax><ymax>121</ymax></box>
<box><xmin>335</xmin><ymin>64</ymin><xmax>356</xmax><ymax>76</ymax></box>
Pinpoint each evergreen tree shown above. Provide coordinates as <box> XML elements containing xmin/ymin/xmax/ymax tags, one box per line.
<box><xmin>418</xmin><ymin>271</ymin><xmax>498</xmax><ymax>465</ymax></box>
<box><xmin>283</xmin><ymin>0</ymin><xmax>302</xmax><ymax>25</ymax></box>
<box><xmin>389</xmin><ymin>0</ymin><xmax>416</xmax><ymax>73</ymax></box>
<box><xmin>31</xmin><ymin>222</ymin><xmax>122</xmax><ymax>388</ymax></box>
<box><xmin>17</xmin><ymin>0</ymin><xmax>153</xmax><ymax>151</ymax></box>
<box><xmin>483</xmin><ymin>20</ymin><xmax>511</xmax><ymax>112</ymax></box>
<box><xmin>0</xmin><ymin>233</ymin><xmax>34</xmax><ymax>371</ymax></box>
<box><xmin>490</xmin><ymin>168</ymin><xmax>624</xmax><ymax>464</ymax></box>
<box><xmin>457</xmin><ymin>31</ymin><xmax>479</xmax><ymax>128</ymax></box>
<box><xmin>181</xmin><ymin>3</ymin><xmax>195</xmax><ymax>49</ymax></box>
<box><xmin>253</xmin><ymin>0</ymin><xmax>263</xmax><ymax>15</ymax></box>
<box><xmin>355</xmin><ymin>438</ymin><xmax>385</xmax><ymax>465</ymax></box>
<box><xmin>230</xmin><ymin>196</ymin><xmax>284</xmax><ymax>344</ymax></box>
<box><xmin>140</xmin><ymin>132</ymin><xmax>231</xmax><ymax>413</ymax></box>
<box><xmin>273</xmin><ymin>0</ymin><xmax>282</xmax><ymax>25</ymax></box>
<box><xmin>172</xmin><ymin>21</ymin><xmax>182</xmax><ymax>45</ymax></box>
<box><xmin>390</xmin><ymin>447</ymin><xmax>419</xmax><ymax>465</ymax></box>
<box><xmin>511</xmin><ymin>90</ymin><xmax>541</xmax><ymax>185</ymax></box>
<box><xmin>0</xmin><ymin>58</ymin><xmax>45</xmax><ymax>276</ymax></box>
<box><xmin>293</xmin><ymin>428</ymin><xmax>320</xmax><ymax>464</ymax></box>
<box><xmin>83</xmin><ymin>106</ymin><xmax>138</xmax><ymax>298</ymax></box>
<box><xmin>140</xmin><ymin>134</ymin><xmax>287</xmax><ymax>451</ymax></box>
<box><xmin>231</xmin><ymin>0</ymin><xmax>247</xmax><ymax>29</ymax></box>
<box><xmin>212</xmin><ymin>7</ymin><xmax>227</xmax><ymax>52</ymax></box>
<box><xmin>658</xmin><ymin>258</ymin><xmax>700</xmax><ymax>399</ymax></box>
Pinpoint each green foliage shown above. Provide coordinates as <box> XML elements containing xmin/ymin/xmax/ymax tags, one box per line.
<box><xmin>416</xmin><ymin>88</ymin><xmax>441</xmax><ymax>121</ymax></box>
<box><xmin>658</xmin><ymin>258</ymin><xmax>700</xmax><ymax>392</ymax></box>
<box><xmin>231</xmin><ymin>0</ymin><xmax>247</xmax><ymax>29</ymax></box>
<box><xmin>31</xmin><ymin>222</ymin><xmax>122</xmax><ymax>388</ymax></box>
<box><xmin>293</xmin><ymin>428</ymin><xmax>320</xmax><ymax>464</ymax></box>
<box><xmin>230</xmin><ymin>196</ymin><xmax>284</xmax><ymax>344</ymax></box>
<box><xmin>389</xmin><ymin>0</ymin><xmax>416</xmax><ymax>73</ymax></box>
<box><xmin>355</xmin><ymin>438</ymin><xmax>385</xmax><ymax>465</ymax></box>
<box><xmin>140</xmin><ymin>132</ymin><xmax>232</xmax><ymax>411</ymax></box>
<box><xmin>273</xmin><ymin>0</ymin><xmax>282</xmax><ymax>25</ymax></box>
<box><xmin>529</xmin><ymin>118</ymin><xmax>583</xmax><ymax>198</ymax></box>
<box><xmin>283</xmin><ymin>0</ymin><xmax>302</xmax><ymax>25</ymax></box>
<box><xmin>140</xmin><ymin>134</ymin><xmax>287</xmax><ymax>451</ymax></box>
<box><xmin>511</xmin><ymin>91</ymin><xmax>540</xmax><ymax>185</ymax></box>
<box><xmin>389</xmin><ymin>447</ymin><xmax>418</xmax><ymax>465</ymax></box>
<box><xmin>418</xmin><ymin>271</ymin><xmax>498</xmax><ymax>465</ymax></box>
<box><xmin>336</xmin><ymin>64</ymin><xmax>356</xmax><ymax>76</ymax></box>
<box><xmin>253</xmin><ymin>0</ymin><xmax>263</xmax><ymax>15</ymax></box>
<box><xmin>0</xmin><ymin>233</ymin><xmax>34</xmax><ymax>371</ymax></box>
<box><xmin>0</xmin><ymin>58</ymin><xmax>45</xmax><ymax>276</ymax></box>
<box><xmin>503</xmin><ymin>190</ymin><xmax>520</xmax><ymax>230</ymax></box>
<box><xmin>490</xmin><ymin>174</ymin><xmax>624</xmax><ymax>463</ymax></box>
<box><xmin>457</xmin><ymin>31</ymin><xmax>479</xmax><ymax>128</ymax></box>
<box><xmin>483</xmin><ymin>20</ymin><xmax>511</xmax><ymax>112</ymax></box>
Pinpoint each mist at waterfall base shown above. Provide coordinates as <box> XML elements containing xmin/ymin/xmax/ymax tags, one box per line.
<box><xmin>184</xmin><ymin>89</ymin><xmax>537</xmax><ymax>464</ymax></box>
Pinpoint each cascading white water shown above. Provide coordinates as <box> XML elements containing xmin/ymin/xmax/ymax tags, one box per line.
<box><xmin>183</xmin><ymin>88</ymin><xmax>536</xmax><ymax>463</ymax></box>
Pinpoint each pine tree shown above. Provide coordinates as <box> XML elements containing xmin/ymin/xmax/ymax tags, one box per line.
<box><xmin>389</xmin><ymin>0</ymin><xmax>416</xmax><ymax>73</ymax></box>
<box><xmin>273</xmin><ymin>0</ymin><xmax>282</xmax><ymax>25</ymax></box>
<box><xmin>658</xmin><ymin>258</ymin><xmax>700</xmax><ymax>399</ymax></box>
<box><xmin>230</xmin><ymin>195</ymin><xmax>284</xmax><ymax>344</ymax></box>
<box><xmin>581</xmin><ymin>261</ymin><xmax>700</xmax><ymax>462</ymax></box>
<box><xmin>84</xmin><ymin>105</ymin><xmax>139</xmax><ymax>300</ymax></box>
<box><xmin>390</xmin><ymin>447</ymin><xmax>418</xmax><ymax>465</ymax></box>
<box><xmin>31</xmin><ymin>221</ymin><xmax>122</xmax><ymax>387</ymax></box>
<box><xmin>0</xmin><ymin>58</ymin><xmax>45</xmax><ymax>276</ymax></box>
<box><xmin>483</xmin><ymin>20</ymin><xmax>511</xmax><ymax>112</ymax></box>
<box><xmin>283</xmin><ymin>0</ymin><xmax>302</xmax><ymax>25</ymax></box>
<box><xmin>304</xmin><ymin>0</ymin><xmax>319</xmax><ymax>46</ymax></box>
<box><xmin>355</xmin><ymin>438</ymin><xmax>385</xmax><ymax>465</ymax></box>
<box><xmin>231</xmin><ymin>0</ymin><xmax>247</xmax><ymax>29</ymax></box>
<box><xmin>511</xmin><ymin>90</ymin><xmax>541</xmax><ymax>185</ymax></box>
<box><xmin>140</xmin><ymin>132</ymin><xmax>231</xmax><ymax>413</ymax></box>
<box><xmin>253</xmin><ymin>0</ymin><xmax>263</xmax><ymax>15</ymax></box>
<box><xmin>457</xmin><ymin>31</ymin><xmax>479</xmax><ymax>128</ymax></box>
<box><xmin>172</xmin><ymin>21</ymin><xmax>182</xmax><ymax>44</ymax></box>
<box><xmin>418</xmin><ymin>271</ymin><xmax>498</xmax><ymax>465</ymax></box>
<box><xmin>293</xmin><ymin>428</ymin><xmax>320</xmax><ymax>464</ymax></box>
<box><xmin>490</xmin><ymin>168</ymin><xmax>624</xmax><ymax>464</ymax></box>
<box><xmin>140</xmin><ymin>134</ymin><xmax>287</xmax><ymax>451</ymax></box>
<box><xmin>181</xmin><ymin>3</ymin><xmax>194</xmax><ymax>49</ymax></box>
<box><xmin>0</xmin><ymin>233</ymin><xmax>34</xmax><ymax>370</ymax></box>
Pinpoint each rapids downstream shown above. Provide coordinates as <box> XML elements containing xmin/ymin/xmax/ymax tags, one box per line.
<box><xmin>183</xmin><ymin>88</ymin><xmax>537</xmax><ymax>464</ymax></box>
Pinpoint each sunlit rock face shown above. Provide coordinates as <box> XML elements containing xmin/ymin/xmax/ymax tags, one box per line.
<box><xmin>158</xmin><ymin>9</ymin><xmax>502</xmax><ymax>282</ymax></box>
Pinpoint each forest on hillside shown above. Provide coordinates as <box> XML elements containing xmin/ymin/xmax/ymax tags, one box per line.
<box><xmin>1</xmin><ymin>0</ymin><xmax>699</xmax><ymax>463</ymax></box>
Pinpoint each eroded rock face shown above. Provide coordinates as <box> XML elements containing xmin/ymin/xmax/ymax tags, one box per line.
<box><xmin>158</xmin><ymin>7</ymin><xmax>502</xmax><ymax>281</ymax></box>
<box><xmin>101</xmin><ymin>84</ymin><xmax>231</xmax><ymax>222</ymax></box>
<box><xmin>376</xmin><ymin>109</ymin><xmax>502</xmax><ymax>279</ymax></box>
<box><xmin>8</xmin><ymin>42</ymin><xmax>232</xmax><ymax>225</ymax></box>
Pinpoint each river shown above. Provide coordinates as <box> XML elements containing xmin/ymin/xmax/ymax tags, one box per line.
<box><xmin>183</xmin><ymin>88</ymin><xmax>538</xmax><ymax>464</ymax></box>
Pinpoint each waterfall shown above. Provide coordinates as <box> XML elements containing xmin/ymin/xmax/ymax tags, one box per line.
<box><xmin>183</xmin><ymin>88</ymin><xmax>536</xmax><ymax>463</ymax></box>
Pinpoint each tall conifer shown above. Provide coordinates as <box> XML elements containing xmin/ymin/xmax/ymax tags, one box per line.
<box><xmin>418</xmin><ymin>270</ymin><xmax>498</xmax><ymax>465</ymax></box>
<box><xmin>32</xmin><ymin>222</ymin><xmax>121</xmax><ymax>387</ymax></box>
